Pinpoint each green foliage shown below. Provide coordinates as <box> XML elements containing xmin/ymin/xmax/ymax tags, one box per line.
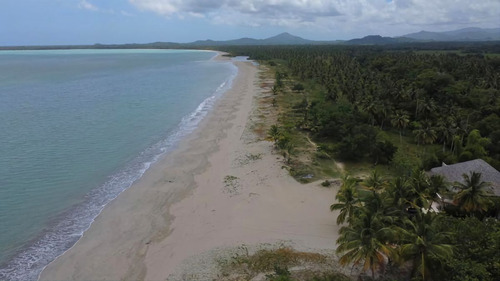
<box><xmin>334</xmin><ymin>124</ymin><xmax>377</xmax><ymax>161</ymax></box>
<box><xmin>292</xmin><ymin>83</ymin><xmax>305</xmax><ymax>92</ymax></box>
<box><xmin>370</xmin><ymin>140</ymin><xmax>397</xmax><ymax>165</ymax></box>
<box><xmin>275</xmin><ymin>71</ymin><xmax>284</xmax><ymax>89</ymax></box>
<box><xmin>461</xmin><ymin>129</ymin><xmax>490</xmax><ymax>160</ymax></box>
<box><xmin>362</xmin><ymin>170</ymin><xmax>388</xmax><ymax>191</ymax></box>
<box><xmin>268</xmin><ymin>124</ymin><xmax>281</xmax><ymax>143</ymax></box>
<box><xmin>336</xmin><ymin>209</ymin><xmax>396</xmax><ymax>279</ymax></box>
<box><xmin>266</xmin><ymin>265</ymin><xmax>292</xmax><ymax>281</ymax></box>
<box><xmin>391</xmin><ymin>150</ymin><xmax>422</xmax><ymax>176</ymax></box>
<box><xmin>452</xmin><ymin>171</ymin><xmax>493</xmax><ymax>214</ymax></box>
<box><xmin>330</xmin><ymin>175</ymin><xmax>360</xmax><ymax>224</ymax></box>
<box><xmin>321</xmin><ymin>180</ymin><xmax>331</xmax><ymax>187</ymax></box>
<box><xmin>219</xmin><ymin>44</ymin><xmax>500</xmax><ymax>173</ymax></box>
<box><xmin>227</xmin><ymin>247</ymin><xmax>326</xmax><ymax>276</ymax></box>
<box><xmin>435</xmin><ymin>216</ymin><xmax>500</xmax><ymax>281</ymax></box>
<box><xmin>328</xmin><ymin>167</ymin><xmax>500</xmax><ymax>281</ymax></box>
<box><xmin>398</xmin><ymin>212</ymin><xmax>454</xmax><ymax>281</ymax></box>
<box><xmin>218</xmin><ymin>44</ymin><xmax>500</xmax><ymax>280</ymax></box>
<box><xmin>422</xmin><ymin>153</ymin><xmax>440</xmax><ymax>170</ymax></box>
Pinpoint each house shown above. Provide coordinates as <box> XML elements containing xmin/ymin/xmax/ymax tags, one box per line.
<box><xmin>428</xmin><ymin>159</ymin><xmax>500</xmax><ymax>197</ymax></box>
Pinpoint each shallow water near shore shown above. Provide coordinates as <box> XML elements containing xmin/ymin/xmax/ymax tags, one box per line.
<box><xmin>0</xmin><ymin>49</ymin><xmax>236</xmax><ymax>280</ymax></box>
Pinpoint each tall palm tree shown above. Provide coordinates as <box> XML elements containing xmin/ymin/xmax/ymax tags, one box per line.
<box><xmin>426</xmin><ymin>174</ymin><xmax>448</xmax><ymax>211</ymax></box>
<box><xmin>399</xmin><ymin>211</ymin><xmax>454</xmax><ymax>281</ymax></box>
<box><xmin>362</xmin><ymin>170</ymin><xmax>388</xmax><ymax>192</ymax></box>
<box><xmin>418</xmin><ymin>98</ymin><xmax>437</xmax><ymax>119</ymax></box>
<box><xmin>391</xmin><ymin>111</ymin><xmax>410</xmax><ymax>144</ymax></box>
<box><xmin>330</xmin><ymin>175</ymin><xmax>360</xmax><ymax>225</ymax></box>
<box><xmin>453</xmin><ymin>171</ymin><xmax>493</xmax><ymax>213</ymax></box>
<box><xmin>362</xmin><ymin>98</ymin><xmax>379</xmax><ymax>126</ymax></box>
<box><xmin>408</xmin><ymin>170</ymin><xmax>431</xmax><ymax>209</ymax></box>
<box><xmin>386</xmin><ymin>177</ymin><xmax>412</xmax><ymax>216</ymax></box>
<box><xmin>413</xmin><ymin>123</ymin><xmax>437</xmax><ymax>150</ymax></box>
<box><xmin>337</xmin><ymin>211</ymin><xmax>396</xmax><ymax>279</ymax></box>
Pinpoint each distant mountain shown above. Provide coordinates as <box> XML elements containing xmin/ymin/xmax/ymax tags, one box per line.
<box><xmin>261</xmin><ymin>32</ymin><xmax>314</xmax><ymax>45</ymax></box>
<box><xmin>188</xmin><ymin>32</ymin><xmax>317</xmax><ymax>46</ymax></box>
<box><xmin>402</xmin><ymin>27</ymin><xmax>500</xmax><ymax>41</ymax></box>
<box><xmin>345</xmin><ymin>35</ymin><xmax>417</xmax><ymax>45</ymax></box>
<box><xmin>3</xmin><ymin>27</ymin><xmax>499</xmax><ymax>50</ymax></box>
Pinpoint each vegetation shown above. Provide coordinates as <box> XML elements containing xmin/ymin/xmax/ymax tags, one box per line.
<box><xmin>217</xmin><ymin>43</ymin><xmax>500</xmax><ymax>281</ymax></box>
<box><xmin>220</xmin><ymin>44</ymin><xmax>500</xmax><ymax>175</ymax></box>
<box><xmin>331</xmin><ymin>171</ymin><xmax>499</xmax><ymax>281</ymax></box>
<box><xmin>217</xmin><ymin>246</ymin><xmax>351</xmax><ymax>281</ymax></box>
<box><xmin>452</xmin><ymin>171</ymin><xmax>493</xmax><ymax>213</ymax></box>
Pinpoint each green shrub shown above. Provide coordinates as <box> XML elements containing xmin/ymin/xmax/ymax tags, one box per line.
<box><xmin>321</xmin><ymin>180</ymin><xmax>331</xmax><ymax>187</ymax></box>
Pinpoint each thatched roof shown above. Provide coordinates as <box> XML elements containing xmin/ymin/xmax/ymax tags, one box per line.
<box><xmin>429</xmin><ymin>159</ymin><xmax>500</xmax><ymax>196</ymax></box>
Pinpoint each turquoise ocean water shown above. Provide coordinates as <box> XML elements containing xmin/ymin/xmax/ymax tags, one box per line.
<box><xmin>0</xmin><ymin>49</ymin><xmax>236</xmax><ymax>280</ymax></box>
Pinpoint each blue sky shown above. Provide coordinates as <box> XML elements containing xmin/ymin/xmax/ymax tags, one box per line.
<box><xmin>1</xmin><ymin>0</ymin><xmax>499</xmax><ymax>46</ymax></box>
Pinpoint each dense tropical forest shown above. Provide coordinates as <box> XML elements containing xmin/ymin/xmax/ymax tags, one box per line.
<box><xmin>221</xmin><ymin>44</ymin><xmax>500</xmax><ymax>171</ymax></box>
<box><xmin>217</xmin><ymin>44</ymin><xmax>500</xmax><ymax>281</ymax></box>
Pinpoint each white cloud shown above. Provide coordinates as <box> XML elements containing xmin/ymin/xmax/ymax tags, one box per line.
<box><xmin>78</xmin><ymin>0</ymin><xmax>99</xmax><ymax>11</ymax></box>
<box><xmin>77</xmin><ymin>1</ymin><xmax>136</xmax><ymax>17</ymax></box>
<box><xmin>121</xmin><ymin>10</ymin><xmax>135</xmax><ymax>17</ymax></box>
<box><xmin>128</xmin><ymin>0</ymin><xmax>500</xmax><ymax>36</ymax></box>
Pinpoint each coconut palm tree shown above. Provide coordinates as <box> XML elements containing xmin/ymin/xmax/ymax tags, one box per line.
<box><xmin>413</xmin><ymin>123</ymin><xmax>437</xmax><ymax>151</ymax></box>
<box><xmin>330</xmin><ymin>175</ymin><xmax>360</xmax><ymax>225</ymax></box>
<box><xmin>337</xmin><ymin>210</ymin><xmax>396</xmax><ymax>279</ymax></box>
<box><xmin>399</xmin><ymin>211</ymin><xmax>454</xmax><ymax>281</ymax></box>
<box><xmin>391</xmin><ymin>111</ymin><xmax>410</xmax><ymax>144</ymax></box>
<box><xmin>386</xmin><ymin>176</ymin><xmax>412</xmax><ymax>216</ymax></box>
<box><xmin>407</xmin><ymin>170</ymin><xmax>431</xmax><ymax>209</ymax></box>
<box><xmin>363</xmin><ymin>170</ymin><xmax>388</xmax><ymax>192</ymax></box>
<box><xmin>453</xmin><ymin>171</ymin><xmax>493</xmax><ymax>213</ymax></box>
<box><xmin>426</xmin><ymin>174</ymin><xmax>448</xmax><ymax>211</ymax></box>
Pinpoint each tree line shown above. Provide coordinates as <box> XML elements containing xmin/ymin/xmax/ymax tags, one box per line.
<box><xmin>219</xmin><ymin>45</ymin><xmax>500</xmax><ymax>171</ymax></box>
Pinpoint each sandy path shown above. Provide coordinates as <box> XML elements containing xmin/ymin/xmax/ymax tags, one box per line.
<box><xmin>40</xmin><ymin>58</ymin><xmax>340</xmax><ymax>281</ymax></box>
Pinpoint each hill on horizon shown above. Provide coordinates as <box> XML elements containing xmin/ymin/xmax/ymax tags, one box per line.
<box><xmin>401</xmin><ymin>27</ymin><xmax>500</xmax><ymax>41</ymax></box>
<box><xmin>187</xmin><ymin>32</ymin><xmax>321</xmax><ymax>46</ymax></box>
<box><xmin>188</xmin><ymin>27</ymin><xmax>500</xmax><ymax>46</ymax></box>
<box><xmin>2</xmin><ymin>27</ymin><xmax>499</xmax><ymax>50</ymax></box>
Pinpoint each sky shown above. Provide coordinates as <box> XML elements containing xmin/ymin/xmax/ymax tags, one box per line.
<box><xmin>1</xmin><ymin>0</ymin><xmax>499</xmax><ymax>46</ymax></box>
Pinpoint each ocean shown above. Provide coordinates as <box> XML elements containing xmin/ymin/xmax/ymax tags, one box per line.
<box><xmin>0</xmin><ymin>49</ymin><xmax>236</xmax><ymax>280</ymax></box>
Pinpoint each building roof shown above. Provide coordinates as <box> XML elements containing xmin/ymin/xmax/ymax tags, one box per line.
<box><xmin>429</xmin><ymin>159</ymin><xmax>500</xmax><ymax>196</ymax></box>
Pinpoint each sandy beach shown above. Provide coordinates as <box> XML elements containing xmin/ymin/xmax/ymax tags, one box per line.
<box><xmin>40</xmin><ymin>56</ymin><xmax>341</xmax><ymax>281</ymax></box>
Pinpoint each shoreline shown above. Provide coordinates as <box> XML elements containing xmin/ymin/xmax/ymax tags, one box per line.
<box><xmin>40</xmin><ymin>55</ymin><xmax>340</xmax><ymax>280</ymax></box>
<box><xmin>0</xmin><ymin>49</ymin><xmax>235</xmax><ymax>281</ymax></box>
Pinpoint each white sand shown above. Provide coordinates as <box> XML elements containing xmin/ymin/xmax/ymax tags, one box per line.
<box><xmin>40</xmin><ymin>57</ymin><xmax>341</xmax><ymax>281</ymax></box>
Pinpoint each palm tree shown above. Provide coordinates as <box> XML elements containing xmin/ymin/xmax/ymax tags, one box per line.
<box><xmin>330</xmin><ymin>175</ymin><xmax>360</xmax><ymax>224</ymax></box>
<box><xmin>399</xmin><ymin>211</ymin><xmax>454</xmax><ymax>281</ymax></box>
<box><xmin>362</xmin><ymin>170</ymin><xmax>388</xmax><ymax>191</ymax></box>
<box><xmin>386</xmin><ymin>177</ymin><xmax>412</xmax><ymax>216</ymax></box>
<box><xmin>426</xmin><ymin>174</ymin><xmax>448</xmax><ymax>211</ymax></box>
<box><xmin>435</xmin><ymin>116</ymin><xmax>458</xmax><ymax>152</ymax></box>
<box><xmin>413</xmin><ymin>123</ymin><xmax>437</xmax><ymax>149</ymax></box>
<box><xmin>362</xmin><ymin>98</ymin><xmax>379</xmax><ymax>126</ymax></box>
<box><xmin>337</xmin><ymin>210</ymin><xmax>396</xmax><ymax>279</ymax></box>
<box><xmin>418</xmin><ymin>98</ymin><xmax>437</xmax><ymax>119</ymax></box>
<box><xmin>408</xmin><ymin>170</ymin><xmax>431</xmax><ymax>209</ymax></box>
<box><xmin>453</xmin><ymin>171</ymin><xmax>493</xmax><ymax>213</ymax></box>
<box><xmin>391</xmin><ymin>111</ymin><xmax>410</xmax><ymax>144</ymax></box>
